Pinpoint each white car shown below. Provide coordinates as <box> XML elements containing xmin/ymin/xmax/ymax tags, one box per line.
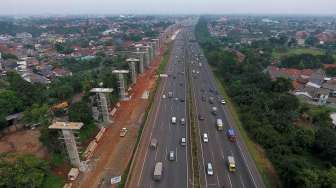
<box><xmin>181</xmin><ymin>137</ymin><xmax>186</xmax><ymax>146</ymax></box>
<box><xmin>162</xmin><ymin>94</ymin><xmax>166</xmax><ymax>99</ymax></box>
<box><xmin>180</xmin><ymin>118</ymin><xmax>185</xmax><ymax>125</ymax></box>
<box><xmin>169</xmin><ymin>151</ymin><xmax>175</xmax><ymax>161</ymax></box>
<box><xmin>207</xmin><ymin>163</ymin><xmax>214</xmax><ymax>176</ymax></box>
<box><xmin>221</xmin><ymin>99</ymin><xmax>226</xmax><ymax>104</ymax></box>
<box><xmin>203</xmin><ymin>133</ymin><xmax>208</xmax><ymax>143</ymax></box>
<box><xmin>172</xmin><ymin>117</ymin><xmax>177</xmax><ymax>124</ymax></box>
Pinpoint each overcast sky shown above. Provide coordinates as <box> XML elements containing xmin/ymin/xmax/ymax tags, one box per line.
<box><xmin>2</xmin><ymin>0</ymin><xmax>336</xmax><ymax>15</ymax></box>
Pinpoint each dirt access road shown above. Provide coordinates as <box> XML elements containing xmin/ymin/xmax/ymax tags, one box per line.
<box><xmin>73</xmin><ymin>49</ymin><xmax>164</xmax><ymax>188</ymax></box>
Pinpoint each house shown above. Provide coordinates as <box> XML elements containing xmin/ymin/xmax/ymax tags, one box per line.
<box><xmin>21</xmin><ymin>72</ymin><xmax>50</xmax><ymax>84</ymax></box>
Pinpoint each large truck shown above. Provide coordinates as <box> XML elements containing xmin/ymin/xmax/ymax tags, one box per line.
<box><xmin>228</xmin><ymin>156</ymin><xmax>236</xmax><ymax>172</ymax></box>
<box><xmin>153</xmin><ymin>162</ymin><xmax>163</xmax><ymax>181</ymax></box>
<box><xmin>216</xmin><ymin>118</ymin><xmax>223</xmax><ymax>131</ymax></box>
<box><xmin>227</xmin><ymin>128</ymin><xmax>236</xmax><ymax>142</ymax></box>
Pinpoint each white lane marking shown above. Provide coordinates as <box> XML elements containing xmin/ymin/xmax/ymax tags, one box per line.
<box><xmin>154</xmin><ymin>145</ymin><xmax>159</xmax><ymax>161</ymax></box>
<box><xmin>227</xmin><ymin>173</ymin><xmax>233</xmax><ymax>188</ymax></box>
<box><xmin>237</xmin><ymin>143</ymin><xmax>257</xmax><ymax>187</ymax></box>
<box><xmin>240</xmin><ymin>175</ymin><xmax>246</xmax><ymax>188</ymax></box>
<box><xmin>216</xmin><ymin>175</ymin><xmax>220</xmax><ymax>187</ymax></box>
<box><xmin>191</xmin><ymin>68</ymin><xmax>208</xmax><ymax>188</ymax></box>
<box><xmin>137</xmin><ymin>44</ymin><xmax>173</xmax><ymax>186</ymax></box>
<box><xmin>202</xmin><ymin>48</ymin><xmax>259</xmax><ymax>188</ymax></box>
<box><xmin>165</xmin><ymin>147</ymin><xmax>168</xmax><ymax>161</ymax></box>
<box><xmin>176</xmin><ymin>147</ymin><xmax>178</xmax><ymax>162</ymax></box>
<box><xmin>183</xmin><ymin>56</ymin><xmax>189</xmax><ymax>188</ymax></box>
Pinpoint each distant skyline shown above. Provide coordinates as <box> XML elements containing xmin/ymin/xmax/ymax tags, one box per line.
<box><xmin>2</xmin><ymin>0</ymin><xmax>336</xmax><ymax>15</ymax></box>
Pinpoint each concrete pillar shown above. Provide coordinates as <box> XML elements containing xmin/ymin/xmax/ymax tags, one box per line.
<box><xmin>129</xmin><ymin>61</ymin><xmax>137</xmax><ymax>84</ymax></box>
<box><xmin>134</xmin><ymin>51</ymin><xmax>145</xmax><ymax>74</ymax></box>
<box><xmin>62</xmin><ymin>129</ymin><xmax>81</xmax><ymax>167</ymax></box>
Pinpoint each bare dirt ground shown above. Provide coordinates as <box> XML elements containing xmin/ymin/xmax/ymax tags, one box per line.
<box><xmin>0</xmin><ymin>129</ymin><xmax>47</xmax><ymax>158</ymax></box>
<box><xmin>73</xmin><ymin>51</ymin><xmax>163</xmax><ymax>188</ymax></box>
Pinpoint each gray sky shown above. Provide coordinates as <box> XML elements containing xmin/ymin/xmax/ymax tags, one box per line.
<box><xmin>3</xmin><ymin>0</ymin><xmax>336</xmax><ymax>15</ymax></box>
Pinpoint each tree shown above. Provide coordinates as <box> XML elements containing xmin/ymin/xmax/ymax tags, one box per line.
<box><xmin>23</xmin><ymin>104</ymin><xmax>49</xmax><ymax>125</ymax></box>
<box><xmin>0</xmin><ymin>154</ymin><xmax>49</xmax><ymax>188</ymax></box>
<box><xmin>321</xmin><ymin>167</ymin><xmax>336</xmax><ymax>188</ymax></box>
<box><xmin>0</xmin><ymin>90</ymin><xmax>23</xmax><ymax>128</ymax></box>
<box><xmin>272</xmin><ymin>77</ymin><xmax>293</xmax><ymax>92</ymax></box>
<box><xmin>314</xmin><ymin>127</ymin><xmax>336</xmax><ymax>165</ymax></box>
<box><xmin>294</xmin><ymin>169</ymin><xmax>320</xmax><ymax>188</ymax></box>
<box><xmin>68</xmin><ymin>101</ymin><xmax>93</xmax><ymax>125</ymax></box>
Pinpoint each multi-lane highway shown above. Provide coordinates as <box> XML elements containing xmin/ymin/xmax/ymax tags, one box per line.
<box><xmin>128</xmin><ymin>28</ymin><xmax>190</xmax><ymax>188</ymax></box>
<box><xmin>127</xmin><ymin>20</ymin><xmax>265</xmax><ymax>188</ymax></box>
<box><xmin>186</xmin><ymin>24</ymin><xmax>265</xmax><ymax>188</ymax></box>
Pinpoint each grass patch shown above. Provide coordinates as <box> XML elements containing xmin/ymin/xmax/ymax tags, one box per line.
<box><xmin>157</xmin><ymin>44</ymin><xmax>172</xmax><ymax>75</ymax></box>
<box><xmin>272</xmin><ymin>48</ymin><xmax>325</xmax><ymax>60</ymax></box>
<box><xmin>213</xmin><ymin>71</ymin><xmax>282</xmax><ymax>188</ymax></box>
<box><xmin>188</xmin><ymin>72</ymin><xmax>201</xmax><ymax>187</ymax></box>
<box><xmin>42</xmin><ymin>173</ymin><xmax>64</xmax><ymax>188</ymax></box>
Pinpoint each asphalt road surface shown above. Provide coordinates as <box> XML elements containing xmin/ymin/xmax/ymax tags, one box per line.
<box><xmin>186</xmin><ymin>24</ymin><xmax>265</xmax><ymax>188</ymax></box>
<box><xmin>134</xmin><ymin>28</ymin><xmax>191</xmax><ymax>188</ymax></box>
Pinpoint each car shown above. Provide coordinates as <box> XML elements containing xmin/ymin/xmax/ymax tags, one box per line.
<box><xmin>180</xmin><ymin>98</ymin><xmax>185</xmax><ymax>102</ymax></box>
<box><xmin>150</xmin><ymin>138</ymin><xmax>158</xmax><ymax>149</ymax></box>
<box><xmin>174</xmin><ymin>97</ymin><xmax>179</xmax><ymax>101</ymax></box>
<box><xmin>207</xmin><ymin>163</ymin><xmax>214</xmax><ymax>176</ymax></box>
<box><xmin>119</xmin><ymin>128</ymin><xmax>128</xmax><ymax>137</ymax></box>
<box><xmin>172</xmin><ymin>117</ymin><xmax>177</xmax><ymax>124</ymax></box>
<box><xmin>221</xmin><ymin>99</ymin><xmax>226</xmax><ymax>104</ymax></box>
<box><xmin>201</xmin><ymin>96</ymin><xmax>206</xmax><ymax>101</ymax></box>
<box><xmin>198</xmin><ymin>114</ymin><xmax>205</xmax><ymax>121</ymax></box>
<box><xmin>180</xmin><ymin>118</ymin><xmax>185</xmax><ymax>125</ymax></box>
<box><xmin>162</xmin><ymin>94</ymin><xmax>166</xmax><ymax>99</ymax></box>
<box><xmin>203</xmin><ymin>133</ymin><xmax>208</xmax><ymax>143</ymax></box>
<box><xmin>179</xmin><ymin>83</ymin><xmax>183</xmax><ymax>86</ymax></box>
<box><xmin>169</xmin><ymin>151</ymin><xmax>175</xmax><ymax>161</ymax></box>
<box><xmin>181</xmin><ymin>137</ymin><xmax>186</xmax><ymax>146</ymax></box>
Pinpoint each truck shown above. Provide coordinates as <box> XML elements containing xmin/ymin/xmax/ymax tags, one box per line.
<box><xmin>153</xmin><ymin>162</ymin><xmax>163</xmax><ymax>181</ymax></box>
<box><xmin>211</xmin><ymin>107</ymin><xmax>217</xmax><ymax>115</ymax></box>
<box><xmin>228</xmin><ymin>156</ymin><xmax>236</xmax><ymax>172</ymax></box>
<box><xmin>216</xmin><ymin>118</ymin><xmax>223</xmax><ymax>131</ymax></box>
<box><xmin>227</xmin><ymin>128</ymin><xmax>236</xmax><ymax>142</ymax></box>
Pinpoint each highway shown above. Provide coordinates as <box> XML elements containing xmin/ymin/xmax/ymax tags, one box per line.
<box><xmin>186</xmin><ymin>24</ymin><xmax>265</xmax><ymax>188</ymax></box>
<box><xmin>127</xmin><ymin>20</ymin><xmax>265</xmax><ymax>188</ymax></box>
<box><xmin>129</xmin><ymin>28</ymin><xmax>191</xmax><ymax>188</ymax></box>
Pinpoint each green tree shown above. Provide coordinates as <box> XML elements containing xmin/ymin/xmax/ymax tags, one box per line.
<box><xmin>0</xmin><ymin>154</ymin><xmax>49</xmax><ymax>188</ymax></box>
<box><xmin>68</xmin><ymin>101</ymin><xmax>93</xmax><ymax>125</ymax></box>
